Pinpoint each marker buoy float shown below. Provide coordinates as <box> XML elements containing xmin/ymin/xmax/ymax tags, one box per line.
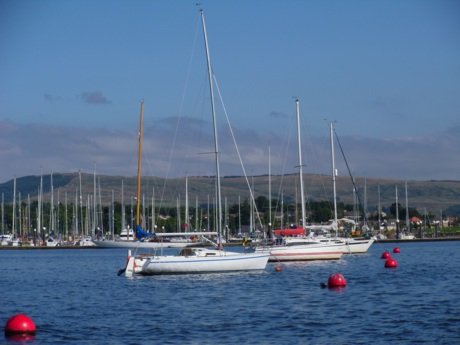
<box><xmin>274</xmin><ymin>265</ymin><xmax>283</xmax><ymax>272</ymax></box>
<box><xmin>4</xmin><ymin>314</ymin><xmax>36</xmax><ymax>337</ymax></box>
<box><xmin>385</xmin><ymin>258</ymin><xmax>398</xmax><ymax>268</ymax></box>
<box><xmin>327</xmin><ymin>273</ymin><xmax>347</xmax><ymax>288</ymax></box>
<box><xmin>393</xmin><ymin>247</ymin><xmax>401</xmax><ymax>253</ymax></box>
<box><xmin>381</xmin><ymin>251</ymin><xmax>391</xmax><ymax>259</ymax></box>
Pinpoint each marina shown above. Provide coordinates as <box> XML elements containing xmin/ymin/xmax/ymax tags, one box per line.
<box><xmin>1</xmin><ymin>235</ymin><xmax>459</xmax><ymax>250</ymax></box>
<box><xmin>2</xmin><ymin>3</ymin><xmax>459</xmax><ymax>344</ymax></box>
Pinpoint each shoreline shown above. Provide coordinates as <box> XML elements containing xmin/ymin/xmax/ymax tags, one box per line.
<box><xmin>1</xmin><ymin>236</ymin><xmax>460</xmax><ymax>250</ymax></box>
<box><xmin>0</xmin><ymin>245</ymin><xmax>100</xmax><ymax>250</ymax></box>
<box><xmin>375</xmin><ymin>236</ymin><xmax>460</xmax><ymax>243</ymax></box>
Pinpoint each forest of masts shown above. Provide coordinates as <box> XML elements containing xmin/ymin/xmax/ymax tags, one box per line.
<box><xmin>1</xmin><ymin>176</ymin><xmax>446</xmax><ymax>241</ymax></box>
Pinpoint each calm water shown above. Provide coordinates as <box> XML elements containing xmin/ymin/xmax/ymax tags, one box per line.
<box><xmin>1</xmin><ymin>241</ymin><xmax>459</xmax><ymax>345</ymax></box>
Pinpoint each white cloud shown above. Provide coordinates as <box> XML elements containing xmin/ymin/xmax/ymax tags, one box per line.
<box><xmin>0</xmin><ymin>119</ymin><xmax>459</xmax><ymax>183</ymax></box>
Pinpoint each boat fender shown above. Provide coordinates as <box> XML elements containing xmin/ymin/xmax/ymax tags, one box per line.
<box><xmin>117</xmin><ymin>250</ymin><xmax>131</xmax><ymax>276</ymax></box>
<box><xmin>117</xmin><ymin>255</ymin><xmax>131</xmax><ymax>276</ymax></box>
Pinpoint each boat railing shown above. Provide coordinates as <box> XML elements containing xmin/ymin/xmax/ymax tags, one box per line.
<box><xmin>199</xmin><ymin>235</ymin><xmax>219</xmax><ymax>248</ymax></box>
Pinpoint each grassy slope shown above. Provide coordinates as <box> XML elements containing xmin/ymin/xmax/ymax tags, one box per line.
<box><xmin>1</xmin><ymin>173</ymin><xmax>460</xmax><ymax>215</ymax></box>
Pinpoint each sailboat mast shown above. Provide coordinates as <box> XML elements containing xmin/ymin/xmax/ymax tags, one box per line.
<box><xmin>185</xmin><ymin>176</ymin><xmax>189</xmax><ymax>230</ymax></box>
<box><xmin>268</xmin><ymin>146</ymin><xmax>272</xmax><ymax>228</ymax></box>
<box><xmin>12</xmin><ymin>176</ymin><xmax>16</xmax><ymax>237</ymax></box>
<box><xmin>395</xmin><ymin>185</ymin><xmax>400</xmax><ymax>239</ymax></box>
<box><xmin>295</xmin><ymin>99</ymin><xmax>306</xmax><ymax>231</ymax></box>
<box><xmin>405</xmin><ymin>181</ymin><xmax>409</xmax><ymax>231</ymax></box>
<box><xmin>135</xmin><ymin>101</ymin><xmax>144</xmax><ymax>229</ymax></box>
<box><xmin>330</xmin><ymin>122</ymin><xmax>338</xmax><ymax>230</ymax></box>
<box><xmin>1</xmin><ymin>193</ymin><xmax>4</xmax><ymax>234</ymax></box>
<box><xmin>50</xmin><ymin>172</ymin><xmax>54</xmax><ymax>232</ymax></box>
<box><xmin>64</xmin><ymin>192</ymin><xmax>68</xmax><ymax>239</ymax></box>
<box><xmin>79</xmin><ymin>170</ymin><xmax>83</xmax><ymax>237</ymax></box>
<box><xmin>39</xmin><ymin>173</ymin><xmax>43</xmax><ymax>242</ymax></box>
<box><xmin>151</xmin><ymin>187</ymin><xmax>155</xmax><ymax>231</ymax></box>
<box><xmin>378</xmin><ymin>185</ymin><xmax>381</xmax><ymax>228</ymax></box>
<box><xmin>121</xmin><ymin>179</ymin><xmax>125</xmax><ymax>231</ymax></box>
<box><xmin>93</xmin><ymin>166</ymin><xmax>97</xmax><ymax>237</ymax></box>
<box><xmin>201</xmin><ymin>10</ymin><xmax>222</xmax><ymax>239</ymax></box>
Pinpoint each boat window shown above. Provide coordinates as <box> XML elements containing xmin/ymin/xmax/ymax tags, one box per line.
<box><xmin>179</xmin><ymin>248</ymin><xmax>194</xmax><ymax>256</ymax></box>
<box><xmin>287</xmin><ymin>241</ymin><xmax>316</xmax><ymax>246</ymax></box>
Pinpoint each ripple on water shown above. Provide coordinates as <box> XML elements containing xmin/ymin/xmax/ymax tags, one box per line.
<box><xmin>1</xmin><ymin>243</ymin><xmax>460</xmax><ymax>344</ymax></box>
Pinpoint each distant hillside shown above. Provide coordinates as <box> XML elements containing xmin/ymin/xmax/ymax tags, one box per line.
<box><xmin>1</xmin><ymin>172</ymin><xmax>460</xmax><ymax>216</ymax></box>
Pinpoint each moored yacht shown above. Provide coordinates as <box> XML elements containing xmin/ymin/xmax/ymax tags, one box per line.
<box><xmin>121</xmin><ymin>10</ymin><xmax>270</xmax><ymax>276</ymax></box>
<box><xmin>0</xmin><ymin>234</ymin><xmax>12</xmax><ymax>246</ymax></box>
<box><xmin>125</xmin><ymin>246</ymin><xmax>269</xmax><ymax>276</ymax></box>
<box><xmin>256</xmin><ymin>238</ymin><xmax>344</xmax><ymax>261</ymax></box>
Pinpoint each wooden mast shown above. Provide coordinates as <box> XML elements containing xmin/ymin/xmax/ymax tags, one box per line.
<box><xmin>135</xmin><ymin>101</ymin><xmax>144</xmax><ymax>233</ymax></box>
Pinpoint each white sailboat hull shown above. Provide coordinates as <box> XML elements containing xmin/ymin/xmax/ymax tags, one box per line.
<box><xmin>283</xmin><ymin>236</ymin><xmax>374</xmax><ymax>254</ymax></box>
<box><xmin>257</xmin><ymin>243</ymin><xmax>344</xmax><ymax>261</ymax></box>
<box><xmin>94</xmin><ymin>239</ymin><xmax>190</xmax><ymax>249</ymax></box>
<box><xmin>341</xmin><ymin>238</ymin><xmax>374</xmax><ymax>253</ymax></box>
<box><xmin>96</xmin><ymin>231</ymin><xmax>217</xmax><ymax>248</ymax></box>
<box><xmin>1</xmin><ymin>234</ymin><xmax>13</xmax><ymax>246</ymax></box>
<box><xmin>309</xmin><ymin>237</ymin><xmax>374</xmax><ymax>254</ymax></box>
<box><xmin>77</xmin><ymin>237</ymin><xmax>97</xmax><ymax>247</ymax></box>
<box><xmin>143</xmin><ymin>254</ymin><xmax>269</xmax><ymax>274</ymax></box>
<box><xmin>125</xmin><ymin>248</ymin><xmax>270</xmax><ymax>276</ymax></box>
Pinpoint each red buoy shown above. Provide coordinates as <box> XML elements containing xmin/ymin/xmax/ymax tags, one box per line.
<box><xmin>393</xmin><ymin>247</ymin><xmax>401</xmax><ymax>253</ymax></box>
<box><xmin>274</xmin><ymin>265</ymin><xmax>283</xmax><ymax>272</ymax></box>
<box><xmin>4</xmin><ymin>314</ymin><xmax>36</xmax><ymax>337</ymax></box>
<box><xmin>327</xmin><ymin>273</ymin><xmax>347</xmax><ymax>288</ymax></box>
<box><xmin>385</xmin><ymin>258</ymin><xmax>398</xmax><ymax>268</ymax></box>
<box><xmin>381</xmin><ymin>251</ymin><xmax>391</xmax><ymax>259</ymax></box>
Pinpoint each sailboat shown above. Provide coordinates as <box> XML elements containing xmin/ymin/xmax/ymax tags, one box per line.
<box><xmin>394</xmin><ymin>183</ymin><xmax>416</xmax><ymax>240</ymax></box>
<box><xmin>256</xmin><ymin>100</ymin><xmax>345</xmax><ymax>261</ymax></box>
<box><xmin>93</xmin><ymin>103</ymin><xmax>209</xmax><ymax>249</ymax></box>
<box><xmin>280</xmin><ymin>122</ymin><xmax>374</xmax><ymax>254</ymax></box>
<box><xmin>46</xmin><ymin>173</ymin><xmax>60</xmax><ymax>247</ymax></box>
<box><xmin>310</xmin><ymin>122</ymin><xmax>374</xmax><ymax>253</ymax></box>
<box><xmin>399</xmin><ymin>181</ymin><xmax>416</xmax><ymax>239</ymax></box>
<box><xmin>123</xmin><ymin>10</ymin><xmax>269</xmax><ymax>276</ymax></box>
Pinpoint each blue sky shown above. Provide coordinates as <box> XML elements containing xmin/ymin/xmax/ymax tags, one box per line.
<box><xmin>1</xmin><ymin>0</ymin><xmax>459</xmax><ymax>183</ymax></box>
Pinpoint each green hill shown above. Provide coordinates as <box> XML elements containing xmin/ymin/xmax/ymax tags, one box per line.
<box><xmin>1</xmin><ymin>172</ymin><xmax>460</xmax><ymax>216</ymax></box>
